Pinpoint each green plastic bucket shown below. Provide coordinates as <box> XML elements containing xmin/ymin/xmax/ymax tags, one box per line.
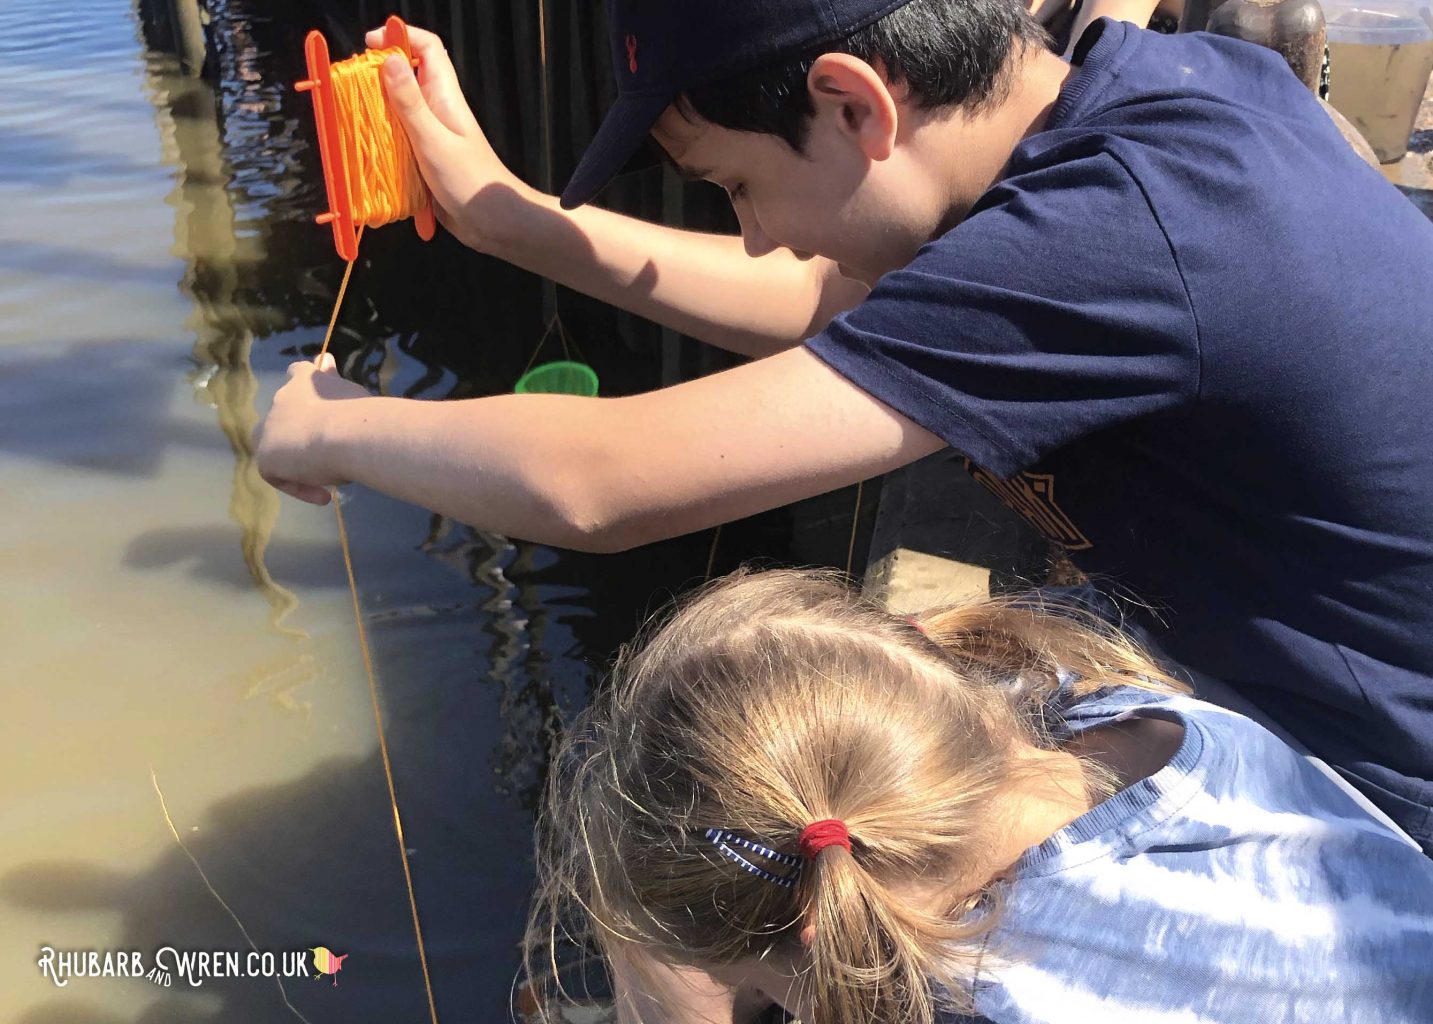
<box><xmin>514</xmin><ymin>360</ymin><xmax>599</xmax><ymax>397</ymax></box>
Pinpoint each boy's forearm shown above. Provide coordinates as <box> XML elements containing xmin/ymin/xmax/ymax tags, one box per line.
<box><xmin>266</xmin><ymin>346</ymin><xmax>942</xmax><ymax>551</ymax></box>
<box><xmin>476</xmin><ymin>184</ymin><xmax>866</xmax><ymax>358</ymax></box>
<box><xmin>324</xmin><ymin>392</ymin><xmax>618</xmax><ymax>549</ymax></box>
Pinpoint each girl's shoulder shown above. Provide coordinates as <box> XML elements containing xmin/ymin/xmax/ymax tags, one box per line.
<box><xmin>974</xmin><ymin>679</ymin><xmax>1433</xmax><ymax>1023</ymax></box>
<box><xmin>1025</xmin><ymin>674</ymin><xmax>1432</xmax><ymax>880</ymax></box>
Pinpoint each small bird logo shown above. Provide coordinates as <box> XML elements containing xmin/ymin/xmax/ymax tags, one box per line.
<box><xmin>310</xmin><ymin>946</ymin><xmax>348</xmax><ymax>987</ymax></box>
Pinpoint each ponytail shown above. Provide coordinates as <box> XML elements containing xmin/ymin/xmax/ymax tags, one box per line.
<box><xmin>803</xmin><ymin>841</ymin><xmax>989</xmax><ymax>1024</ymax></box>
<box><xmin>526</xmin><ymin>569</ymin><xmax>1184</xmax><ymax>1024</ymax></box>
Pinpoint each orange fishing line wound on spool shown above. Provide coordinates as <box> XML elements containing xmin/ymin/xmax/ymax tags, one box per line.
<box><xmin>297</xmin><ymin>16</ymin><xmax>435</xmax><ymax>261</ymax></box>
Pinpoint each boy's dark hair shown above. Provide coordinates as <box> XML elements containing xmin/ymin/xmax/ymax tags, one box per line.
<box><xmin>678</xmin><ymin>0</ymin><xmax>1050</xmax><ymax>152</ymax></box>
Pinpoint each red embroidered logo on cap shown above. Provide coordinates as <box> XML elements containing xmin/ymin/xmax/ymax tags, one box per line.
<box><xmin>625</xmin><ymin>33</ymin><xmax>638</xmax><ymax>73</ymax></box>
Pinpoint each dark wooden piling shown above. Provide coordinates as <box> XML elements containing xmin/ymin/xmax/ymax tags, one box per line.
<box><xmin>168</xmin><ymin>0</ymin><xmax>208</xmax><ymax>76</ymax></box>
<box><xmin>1207</xmin><ymin>0</ymin><xmax>1327</xmax><ymax>92</ymax></box>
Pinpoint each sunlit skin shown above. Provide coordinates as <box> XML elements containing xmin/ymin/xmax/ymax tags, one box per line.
<box><xmin>254</xmin><ymin>28</ymin><xmax>1074</xmax><ymax>564</ymax></box>
<box><xmin>649</xmin><ymin>51</ymin><xmax>1075</xmax><ymax>287</ymax></box>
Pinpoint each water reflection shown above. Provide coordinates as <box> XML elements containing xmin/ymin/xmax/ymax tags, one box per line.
<box><xmin>148</xmin><ymin>36</ymin><xmax>302</xmax><ymax>640</ymax></box>
<box><xmin>2</xmin><ymin>0</ymin><xmax>872</xmax><ymax>1020</ymax></box>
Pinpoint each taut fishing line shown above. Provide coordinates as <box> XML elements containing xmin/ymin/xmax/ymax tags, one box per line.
<box><xmin>292</xmin><ymin>16</ymin><xmax>602</xmax><ymax>1021</ymax></box>
<box><xmin>297</xmin><ymin>16</ymin><xmax>440</xmax><ymax>1023</ymax></box>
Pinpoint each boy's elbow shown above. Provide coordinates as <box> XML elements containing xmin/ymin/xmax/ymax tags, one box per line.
<box><xmin>535</xmin><ymin>402</ymin><xmax>676</xmax><ymax>553</ymax></box>
<box><xmin>564</xmin><ymin>521</ymin><xmax>642</xmax><ymax>553</ymax></box>
<box><xmin>542</xmin><ymin>465</ymin><xmax>652</xmax><ymax>554</ymax></box>
<box><xmin>549</xmin><ymin>503</ymin><xmax>650</xmax><ymax>554</ymax></box>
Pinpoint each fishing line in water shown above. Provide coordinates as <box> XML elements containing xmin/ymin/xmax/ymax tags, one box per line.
<box><xmin>299</xmin><ymin>18</ymin><xmax>443</xmax><ymax>1022</ymax></box>
<box><xmin>294</xmin><ymin>19</ymin><xmax>594</xmax><ymax>1019</ymax></box>
<box><xmin>149</xmin><ymin>766</ymin><xmax>316</xmax><ymax>1024</ymax></box>
<box><xmin>295</xmin><ymin>16</ymin><xmax>868</xmax><ymax>1019</ymax></box>
<box><xmin>313</xmin><ymin>235</ymin><xmax>441</xmax><ymax>1024</ymax></box>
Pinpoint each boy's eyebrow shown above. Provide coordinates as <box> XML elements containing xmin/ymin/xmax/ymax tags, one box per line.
<box><xmin>655</xmin><ymin>145</ymin><xmax>714</xmax><ymax>182</ymax></box>
<box><xmin>676</xmin><ymin>162</ymin><xmax>715</xmax><ymax>182</ymax></box>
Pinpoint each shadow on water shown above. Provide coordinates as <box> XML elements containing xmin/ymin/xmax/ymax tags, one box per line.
<box><xmin>0</xmin><ymin>343</ymin><xmax>229</xmax><ymax>477</ymax></box>
<box><xmin>124</xmin><ymin>525</ymin><xmax>345</xmax><ymax>591</ymax></box>
<box><xmin>1</xmin><ymin>1</ymin><xmax>875</xmax><ymax>1020</ymax></box>
<box><xmin>4</xmin><ymin>755</ymin><xmax>485</xmax><ymax>1023</ymax></box>
<box><xmin>7</xmin><ymin>494</ymin><xmax>626</xmax><ymax>1020</ymax></box>
<box><xmin>0</xmin><ymin>130</ymin><xmax>161</xmax><ymax>187</ymax></box>
<box><xmin>0</xmin><ymin>243</ymin><xmax>183</xmax><ymax>287</ymax></box>
<box><xmin>5</xmin><ymin>518</ymin><xmax>643</xmax><ymax>1019</ymax></box>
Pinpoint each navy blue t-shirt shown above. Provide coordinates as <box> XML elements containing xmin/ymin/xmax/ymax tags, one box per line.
<box><xmin>806</xmin><ymin>21</ymin><xmax>1433</xmax><ymax>851</ymax></box>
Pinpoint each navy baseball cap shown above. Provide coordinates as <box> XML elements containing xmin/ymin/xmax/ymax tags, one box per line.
<box><xmin>559</xmin><ymin>0</ymin><xmax>915</xmax><ymax>209</ymax></box>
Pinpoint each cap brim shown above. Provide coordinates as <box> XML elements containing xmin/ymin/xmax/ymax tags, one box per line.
<box><xmin>560</xmin><ymin>91</ymin><xmax>673</xmax><ymax>210</ymax></box>
<box><xmin>617</xmin><ymin>134</ymin><xmax>665</xmax><ymax>178</ymax></box>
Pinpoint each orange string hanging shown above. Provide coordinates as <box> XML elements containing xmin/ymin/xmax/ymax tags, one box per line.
<box><xmin>294</xmin><ymin>17</ymin><xmax>439</xmax><ymax>1024</ymax></box>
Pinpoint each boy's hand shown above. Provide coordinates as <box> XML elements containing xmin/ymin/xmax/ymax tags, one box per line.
<box><xmin>368</xmin><ymin>24</ymin><xmax>531</xmax><ymax>253</ymax></box>
<box><xmin>255</xmin><ymin>354</ymin><xmax>369</xmax><ymax>505</ymax></box>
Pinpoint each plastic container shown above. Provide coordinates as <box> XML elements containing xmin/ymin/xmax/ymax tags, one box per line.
<box><xmin>1321</xmin><ymin>0</ymin><xmax>1433</xmax><ymax>161</ymax></box>
<box><xmin>514</xmin><ymin>360</ymin><xmax>599</xmax><ymax>397</ymax></box>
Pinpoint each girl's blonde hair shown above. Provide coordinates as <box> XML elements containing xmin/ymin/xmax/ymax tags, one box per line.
<box><xmin>527</xmin><ymin>568</ymin><xmax>1182</xmax><ymax>1024</ymax></box>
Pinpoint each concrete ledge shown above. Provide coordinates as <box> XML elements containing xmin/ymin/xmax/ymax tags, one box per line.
<box><xmin>865</xmin><ymin>545</ymin><xmax>989</xmax><ymax>614</ymax></box>
<box><xmin>863</xmin><ymin>450</ymin><xmax>1049</xmax><ymax>612</ymax></box>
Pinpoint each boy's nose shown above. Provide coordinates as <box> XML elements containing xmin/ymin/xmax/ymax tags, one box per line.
<box><xmin>734</xmin><ymin>204</ymin><xmax>780</xmax><ymax>259</ymax></box>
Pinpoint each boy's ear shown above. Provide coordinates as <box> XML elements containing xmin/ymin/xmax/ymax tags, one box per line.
<box><xmin>806</xmin><ymin>53</ymin><xmax>899</xmax><ymax>161</ymax></box>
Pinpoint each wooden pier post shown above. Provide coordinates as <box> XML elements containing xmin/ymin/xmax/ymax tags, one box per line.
<box><xmin>166</xmin><ymin>0</ymin><xmax>207</xmax><ymax>78</ymax></box>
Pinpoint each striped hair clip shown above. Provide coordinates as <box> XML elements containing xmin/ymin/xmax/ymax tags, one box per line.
<box><xmin>702</xmin><ymin>828</ymin><xmax>802</xmax><ymax>889</ymax></box>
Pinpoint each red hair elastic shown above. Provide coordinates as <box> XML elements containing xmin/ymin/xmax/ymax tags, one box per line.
<box><xmin>799</xmin><ymin>818</ymin><xmax>852</xmax><ymax>859</ymax></box>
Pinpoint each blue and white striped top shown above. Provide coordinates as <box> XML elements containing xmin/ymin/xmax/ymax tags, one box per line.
<box><xmin>947</xmin><ymin>682</ymin><xmax>1433</xmax><ymax>1023</ymax></box>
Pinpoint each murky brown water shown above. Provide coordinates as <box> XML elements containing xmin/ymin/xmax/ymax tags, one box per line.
<box><xmin>1328</xmin><ymin>28</ymin><xmax>1433</xmax><ymax>162</ymax></box>
<box><xmin>0</xmin><ymin>2</ymin><xmax>872</xmax><ymax>1021</ymax></box>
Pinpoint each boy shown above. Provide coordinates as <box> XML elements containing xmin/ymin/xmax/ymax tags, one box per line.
<box><xmin>256</xmin><ymin>0</ymin><xmax>1433</xmax><ymax>851</ymax></box>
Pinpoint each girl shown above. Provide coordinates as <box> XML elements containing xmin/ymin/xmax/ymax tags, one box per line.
<box><xmin>527</xmin><ymin>570</ymin><xmax>1433</xmax><ymax>1024</ymax></box>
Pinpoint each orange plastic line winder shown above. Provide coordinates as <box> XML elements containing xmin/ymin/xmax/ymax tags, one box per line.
<box><xmin>295</xmin><ymin>15</ymin><xmax>436</xmax><ymax>262</ymax></box>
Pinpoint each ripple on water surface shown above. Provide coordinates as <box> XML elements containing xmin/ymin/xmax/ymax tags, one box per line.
<box><xmin>0</xmin><ymin>1</ymin><xmax>585</xmax><ymax>1020</ymax></box>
